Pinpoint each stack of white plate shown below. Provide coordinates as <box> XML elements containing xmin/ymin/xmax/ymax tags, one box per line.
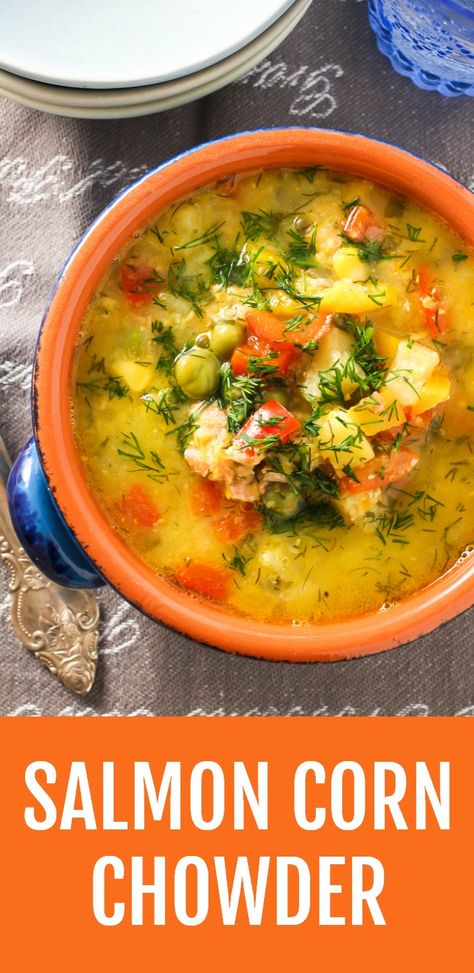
<box><xmin>0</xmin><ymin>0</ymin><xmax>312</xmax><ymax>118</ymax></box>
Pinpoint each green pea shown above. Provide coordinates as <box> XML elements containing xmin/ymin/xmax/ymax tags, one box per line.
<box><xmin>123</xmin><ymin>326</ymin><xmax>146</xmax><ymax>356</ymax></box>
<box><xmin>195</xmin><ymin>332</ymin><xmax>211</xmax><ymax>348</ymax></box>
<box><xmin>174</xmin><ymin>347</ymin><xmax>220</xmax><ymax>400</ymax></box>
<box><xmin>209</xmin><ymin>321</ymin><xmax>245</xmax><ymax>360</ymax></box>
<box><xmin>263</xmin><ymin>387</ymin><xmax>290</xmax><ymax>409</ymax></box>
<box><xmin>262</xmin><ymin>484</ymin><xmax>304</xmax><ymax>521</ymax></box>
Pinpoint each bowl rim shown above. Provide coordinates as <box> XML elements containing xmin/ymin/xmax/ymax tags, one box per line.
<box><xmin>33</xmin><ymin>127</ymin><xmax>474</xmax><ymax>662</ymax></box>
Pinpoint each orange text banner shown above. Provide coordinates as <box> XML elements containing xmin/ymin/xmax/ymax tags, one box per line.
<box><xmin>1</xmin><ymin>716</ymin><xmax>472</xmax><ymax>972</ymax></box>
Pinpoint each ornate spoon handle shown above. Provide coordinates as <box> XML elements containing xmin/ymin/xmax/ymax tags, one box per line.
<box><xmin>0</xmin><ymin>435</ymin><xmax>99</xmax><ymax>694</ymax></box>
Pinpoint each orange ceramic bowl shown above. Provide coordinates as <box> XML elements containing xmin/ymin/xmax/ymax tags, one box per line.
<box><xmin>32</xmin><ymin>128</ymin><xmax>474</xmax><ymax>661</ymax></box>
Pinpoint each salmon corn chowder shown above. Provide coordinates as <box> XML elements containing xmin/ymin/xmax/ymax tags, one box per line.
<box><xmin>72</xmin><ymin>167</ymin><xmax>474</xmax><ymax>624</ymax></box>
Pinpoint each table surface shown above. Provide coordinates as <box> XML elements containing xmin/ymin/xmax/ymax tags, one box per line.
<box><xmin>1</xmin><ymin>0</ymin><xmax>473</xmax><ymax>716</ymax></box>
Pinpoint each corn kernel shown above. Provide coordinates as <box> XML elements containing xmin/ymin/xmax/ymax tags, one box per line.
<box><xmin>110</xmin><ymin>359</ymin><xmax>154</xmax><ymax>393</ymax></box>
<box><xmin>332</xmin><ymin>246</ymin><xmax>368</xmax><ymax>282</ymax></box>
<box><xmin>319</xmin><ymin>280</ymin><xmax>398</xmax><ymax>314</ymax></box>
<box><xmin>373</xmin><ymin>329</ymin><xmax>400</xmax><ymax>362</ymax></box>
<box><xmin>410</xmin><ymin>370</ymin><xmax>451</xmax><ymax>416</ymax></box>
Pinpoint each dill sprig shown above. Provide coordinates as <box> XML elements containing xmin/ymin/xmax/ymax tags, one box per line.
<box><xmin>151</xmin><ymin>321</ymin><xmax>179</xmax><ymax>376</ymax></box>
<box><xmin>342</xmin><ymin>196</ymin><xmax>361</xmax><ymax>213</ymax></box>
<box><xmin>242</xmin><ymin>209</ymin><xmax>289</xmax><ymax>242</ymax></box>
<box><xmin>284</xmin><ymin>227</ymin><xmax>318</xmax><ymax>269</ymax></box>
<box><xmin>77</xmin><ymin>375</ymin><xmax>129</xmax><ymax>400</ymax></box>
<box><xmin>263</xmin><ymin>503</ymin><xmax>343</xmax><ymax>536</ymax></box>
<box><xmin>388</xmin><ymin>222</ymin><xmax>426</xmax><ymax>244</ymax></box>
<box><xmin>307</xmin><ymin>322</ymin><xmax>388</xmax><ymax>407</ymax></box>
<box><xmin>341</xmin><ymin>236</ymin><xmax>393</xmax><ymax>264</ymax></box>
<box><xmin>165</xmin><ymin>400</ymin><xmax>210</xmax><ymax>454</ymax></box>
<box><xmin>370</xmin><ymin>507</ymin><xmax>415</xmax><ymax>545</ymax></box>
<box><xmin>175</xmin><ymin>221</ymin><xmax>225</xmax><ymax>251</ymax></box>
<box><xmin>218</xmin><ymin>361</ymin><xmax>267</xmax><ymax>433</ymax></box>
<box><xmin>222</xmin><ymin>548</ymin><xmax>254</xmax><ymax>575</ymax></box>
<box><xmin>207</xmin><ymin>241</ymin><xmax>248</xmax><ymax>288</ymax></box>
<box><xmin>141</xmin><ymin>384</ymin><xmax>187</xmax><ymax>425</ymax></box>
<box><xmin>167</xmin><ymin>260</ymin><xmax>208</xmax><ymax>318</ymax></box>
<box><xmin>117</xmin><ymin>432</ymin><xmax>166</xmax><ymax>482</ymax></box>
<box><xmin>275</xmin><ymin>268</ymin><xmax>323</xmax><ymax>312</ymax></box>
<box><xmin>406</xmin><ymin>223</ymin><xmax>425</xmax><ymax>243</ymax></box>
<box><xmin>241</xmin><ymin>432</ymin><xmax>281</xmax><ymax>454</ymax></box>
<box><xmin>299</xmin><ymin>167</ymin><xmax>319</xmax><ymax>183</ymax></box>
<box><xmin>352</xmin><ymin>323</ymin><xmax>388</xmax><ymax>390</ymax></box>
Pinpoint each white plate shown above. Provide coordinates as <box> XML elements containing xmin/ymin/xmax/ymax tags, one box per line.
<box><xmin>0</xmin><ymin>0</ymin><xmax>311</xmax><ymax>117</ymax></box>
<box><xmin>0</xmin><ymin>0</ymin><xmax>296</xmax><ymax>88</ymax></box>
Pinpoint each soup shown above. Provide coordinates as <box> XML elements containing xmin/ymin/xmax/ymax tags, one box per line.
<box><xmin>72</xmin><ymin>167</ymin><xmax>474</xmax><ymax>625</ymax></box>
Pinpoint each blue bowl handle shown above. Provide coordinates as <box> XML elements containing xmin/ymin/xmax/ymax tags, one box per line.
<box><xmin>7</xmin><ymin>438</ymin><xmax>105</xmax><ymax>589</ymax></box>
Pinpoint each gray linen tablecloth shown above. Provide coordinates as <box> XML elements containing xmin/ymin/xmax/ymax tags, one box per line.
<box><xmin>1</xmin><ymin>0</ymin><xmax>473</xmax><ymax>716</ymax></box>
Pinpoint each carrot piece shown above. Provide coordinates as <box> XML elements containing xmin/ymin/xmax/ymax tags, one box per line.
<box><xmin>343</xmin><ymin>204</ymin><xmax>384</xmax><ymax>242</ymax></box>
<box><xmin>234</xmin><ymin>401</ymin><xmax>301</xmax><ymax>461</ymax></box>
<box><xmin>214</xmin><ymin>506</ymin><xmax>263</xmax><ymax>544</ymax></box>
<box><xmin>231</xmin><ymin>334</ymin><xmax>298</xmax><ymax>378</ymax></box>
<box><xmin>417</xmin><ymin>265</ymin><xmax>449</xmax><ymax>336</ymax></box>
<box><xmin>246</xmin><ymin>309</ymin><xmax>332</xmax><ymax>347</ymax></box>
<box><xmin>216</xmin><ymin>174</ymin><xmax>240</xmax><ymax>197</ymax></box>
<box><xmin>175</xmin><ymin>562</ymin><xmax>231</xmax><ymax>601</ymax></box>
<box><xmin>189</xmin><ymin>478</ymin><xmax>223</xmax><ymax>516</ymax></box>
<box><xmin>340</xmin><ymin>449</ymin><xmax>419</xmax><ymax>495</ymax></box>
<box><xmin>120</xmin><ymin>263</ymin><xmax>160</xmax><ymax>307</ymax></box>
<box><xmin>118</xmin><ymin>484</ymin><xmax>162</xmax><ymax>527</ymax></box>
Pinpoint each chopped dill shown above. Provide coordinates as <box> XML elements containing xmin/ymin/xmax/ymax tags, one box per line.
<box><xmin>218</xmin><ymin>361</ymin><xmax>266</xmax><ymax>433</ymax></box>
<box><xmin>241</xmin><ymin>209</ymin><xmax>289</xmax><ymax>242</ymax></box>
<box><xmin>342</xmin><ymin>196</ymin><xmax>361</xmax><ymax>213</ymax></box>
<box><xmin>77</xmin><ymin>375</ymin><xmax>129</xmax><ymax>400</ymax></box>
<box><xmin>307</xmin><ymin>321</ymin><xmax>387</xmax><ymax>406</ymax></box>
<box><xmin>166</xmin><ymin>402</ymin><xmax>208</xmax><ymax>454</ymax></box>
<box><xmin>241</xmin><ymin>432</ymin><xmax>281</xmax><ymax>454</ymax></box>
<box><xmin>207</xmin><ymin>241</ymin><xmax>248</xmax><ymax>288</ymax></box>
<box><xmin>284</xmin><ymin>227</ymin><xmax>318</xmax><ymax>268</ymax></box>
<box><xmin>371</xmin><ymin>507</ymin><xmax>415</xmax><ymax>545</ymax></box>
<box><xmin>406</xmin><ymin>223</ymin><xmax>425</xmax><ymax>243</ymax></box>
<box><xmin>367</xmin><ymin>288</ymin><xmax>388</xmax><ymax>307</ymax></box>
<box><xmin>167</xmin><ymin>260</ymin><xmax>208</xmax><ymax>318</ymax></box>
<box><xmin>149</xmin><ymin>225</ymin><xmax>165</xmax><ymax>244</ymax></box>
<box><xmin>151</xmin><ymin>321</ymin><xmax>178</xmax><ymax>376</ymax></box>
<box><xmin>283</xmin><ymin>313</ymin><xmax>309</xmax><ymax>334</ymax></box>
<box><xmin>275</xmin><ymin>268</ymin><xmax>323</xmax><ymax>311</ymax></box>
<box><xmin>222</xmin><ymin>548</ymin><xmax>254</xmax><ymax>575</ymax></box>
<box><xmin>87</xmin><ymin>353</ymin><xmax>106</xmax><ymax>374</ymax></box>
<box><xmin>141</xmin><ymin>384</ymin><xmax>187</xmax><ymax>425</ymax></box>
<box><xmin>263</xmin><ymin>503</ymin><xmax>343</xmax><ymax>536</ymax></box>
<box><xmin>175</xmin><ymin>221</ymin><xmax>225</xmax><ymax>251</ymax></box>
<box><xmin>117</xmin><ymin>432</ymin><xmax>166</xmax><ymax>482</ymax></box>
<box><xmin>299</xmin><ymin>167</ymin><xmax>319</xmax><ymax>183</ymax></box>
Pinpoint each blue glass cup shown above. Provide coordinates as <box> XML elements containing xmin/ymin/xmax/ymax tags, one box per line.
<box><xmin>368</xmin><ymin>0</ymin><xmax>474</xmax><ymax>96</ymax></box>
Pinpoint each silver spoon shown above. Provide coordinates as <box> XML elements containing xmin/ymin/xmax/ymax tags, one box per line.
<box><xmin>0</xmin><ymin>432</ymin><xmax>99</xmax><ymax>693</ymax></box>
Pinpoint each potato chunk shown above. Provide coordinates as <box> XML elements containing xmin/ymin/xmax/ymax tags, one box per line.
<box><xmin>335</xmin><ymin>488</ymin><xmax>383</xmax><ymax>525</ymax></box>
<box><xmin>319</xmin><ymin>279</ymin><xmax>398</xmax><ymax>314</ymax></box>
<box><xmin>373</xmin><ymin>329</ymin><xmax>400</xmax><ymax>363</ymax></box>
<box><xmin>301</xmin><ymin>327</ymin><xmax>364</xmax><ymax>402</ymax></box>
<box><xmin>410</xmin><ymin>369</ymin><xmax>451</xmax><ymax>416</ymax></box>
<box><xmin>347</xmin><ymin>390</ymin><xmax>406</xmax><ymax>437</ymax></box>
<box><xmin>386</xmin><ymin>340</ymin><xmax>439</xmax><ymax>407</ymax></box>
<box><xmin>316</xmin><ymin>408</ymin><xmax>375</xmax><ymax>472</ymax></box>
<box><xmin>109</xmin><ymin>358</ymin><xmax>154</xmax><ymax>393</ymax></box>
